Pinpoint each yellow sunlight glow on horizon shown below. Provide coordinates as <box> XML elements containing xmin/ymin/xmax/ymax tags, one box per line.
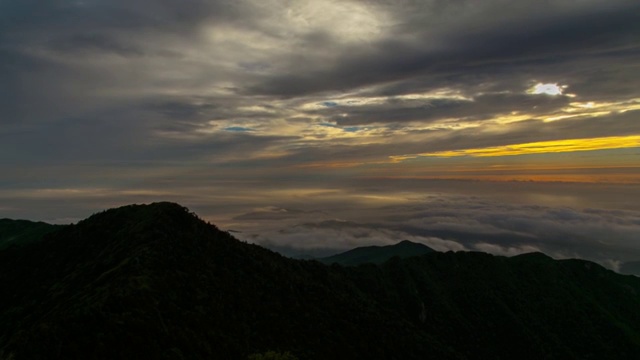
<box><xmin>391</xmin><ymin>135</ymin><xmax>640</xmax><ymax>160</ymax></box>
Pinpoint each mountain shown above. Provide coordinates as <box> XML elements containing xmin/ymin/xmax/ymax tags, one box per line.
<box><xmin>319</xmin><ymin>239</ymin><xmax>435</xmax><ymax>265</ymax></box>
<box><xmin>0</xmin><ymin>218</ymin><xmax>65</xmax><ymax>250</ymax></box>
<box><xmin>1</xmin><ymin>202</ymin><xmax>640</xmax><ymax>359</ymax></box>
<box><xmin>621</xmin><ymin>261</ymin><xmax>640</xmax><ymax>276</ymax></box>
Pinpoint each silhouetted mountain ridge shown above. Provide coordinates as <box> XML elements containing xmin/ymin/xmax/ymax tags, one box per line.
<box><xmin>1</xmin><ymin>202</ymin><xmax>640</xmax><ymax>360</ymax></box>
<box><xmin>319</xmin><ymin>239</ymin><xmax>435</xmax><ymax>265</ymax></box>
<box><xmin>0</xmin><ymin>218</ymin><xmax>64</xmax><ymax>250</ymax></box>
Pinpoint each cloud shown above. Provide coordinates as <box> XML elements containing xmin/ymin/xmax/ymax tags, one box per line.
<box><xmin>2</xmin><ymin>0</ymin><xmax>638</xmax><ymax>155</ymax></box>
<box><xmin>222</xmin><ymin>189</ymin><xmax>640</xmax><ymax>269</ymax></box>
<box><xmin>246</xmin><ymin>1</ymin><xmax>640</xmax><ymax>97</ymax></box>
<box><xmin>239</xmin><ymin>217</ymin><xmax>468</xmax><ymax>258</ymax></box>
<box><xmin>1</xmin><ymin>0</ymin><xmax>640</xmax><ymax>267</ymax></box>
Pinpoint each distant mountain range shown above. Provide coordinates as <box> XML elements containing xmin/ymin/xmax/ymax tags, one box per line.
<box><xmin>1</xmin><ymin>202</ymin><xmax>640</xmax><ymax>359</ymax></box>
<box><xmin>319</xmin><ymin>239</ymin><xmax>435</xmax><ymax>265</ymax></box>
<box><xmin>0</xmin><ymin>218</ymin><xmax>64</xmax><ymax>250</ymax></box>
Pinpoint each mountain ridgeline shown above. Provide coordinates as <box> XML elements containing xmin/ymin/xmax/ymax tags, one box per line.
<box><xmin>319</xmin><ymin>240</ymin><xmax>435</xmax><ymax>265</ymax></box>
<box><xmin>1</xmin><ymin>202</ymin><xmax>640</xmax><ymax>359</ymax></box>
<box><xmin>0</xmin><ymin>218</ymin><xmax>64</xmax><ymax>250</ymax></box>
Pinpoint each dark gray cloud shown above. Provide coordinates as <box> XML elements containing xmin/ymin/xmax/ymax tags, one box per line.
<box><xmin>2</xmin><ymin>0</ymin><xmax>637</xmax><ymax>132</ymax></box>
<box><xmin>0</xmin><ymin>0</ymin><xmax>241</xmax><ymax>37</ymax></box>
<box><xmin>246</xmin><ymin>1</ymin><xmax>640</xmax><ymax>97</ymax></box>
<box><xmin>0</xmin><ymin>0</ymin><xmax>253</xmax><ymax>126</ymax></box>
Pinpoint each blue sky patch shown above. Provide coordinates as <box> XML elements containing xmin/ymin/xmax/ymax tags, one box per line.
<box><xmin>224</xmin><ymin>126</ymin><xmax>253</xmax><ymax>132</ymax></box>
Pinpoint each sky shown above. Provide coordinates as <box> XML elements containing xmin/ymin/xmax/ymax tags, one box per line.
<box><xmin>1</xmin><ymin>0</ymin><xmax>640</xmax><ymax>269</ymax></box>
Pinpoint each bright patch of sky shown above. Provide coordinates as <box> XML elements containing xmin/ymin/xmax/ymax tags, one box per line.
<box><xmin>529</xmin><ymin>83</ymin><xmax>565</xmax><ymax>96</ymax></box>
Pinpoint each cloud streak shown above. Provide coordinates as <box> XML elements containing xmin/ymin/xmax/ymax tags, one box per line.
<box><xmin>392</xmin><ymin>135</ymin><xmax>640</xmax><ymax>160</ymax></box>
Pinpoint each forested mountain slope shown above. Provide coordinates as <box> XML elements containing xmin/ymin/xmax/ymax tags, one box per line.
<box><xmin>1</xmin><ymin>203</ymin><xmax>639</xmax><ymax>360</ymax></box>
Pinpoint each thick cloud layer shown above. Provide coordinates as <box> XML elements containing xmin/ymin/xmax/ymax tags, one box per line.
<box><xmin>230</xmin><ymin>191</ymin><xmax>640</xmax><ymax>270</ymax></box>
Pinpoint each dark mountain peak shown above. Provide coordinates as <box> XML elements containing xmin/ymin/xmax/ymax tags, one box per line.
<box><xmin>320</xmin><ymin>239</ymin><xmax>435</xmax><ymax>266</ymax></box>
<box><xmin>511</xmin><ymin>252</ymin><xmax>554</xmax><ymax>261</ymax></box>
<box><xmin>6</xmin><ymin>202</ymin><xmax>240</xmax><ymax>292</ymax></box>
<box><xmin>396</xmin><ymin>239</ymin><xmax>432</xmax><ymax>248</ymax></box>
<box><xmin>67</xmin><ymin>202</ymin><xmax>225</xmax><ymax>249</ymax></box>
<box><xmin>86</xmin><ymin>201</ymin><xmax>193</xmax><ymax>219</ymax></box>
<box><xmin>80</xmin><ymin>202</ymin><xmax>203</xmax><ymax>228</ymax></box>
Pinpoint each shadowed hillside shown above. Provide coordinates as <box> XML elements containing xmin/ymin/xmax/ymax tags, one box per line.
<box><xmin>1</xmin><ymin>202</ymin><xmax>640</xmax><ymax>359</ymax></box>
